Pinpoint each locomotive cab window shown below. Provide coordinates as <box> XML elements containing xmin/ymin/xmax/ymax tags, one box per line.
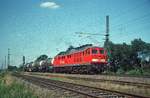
<box><xmin>92</xmin><ymin>49</ymin><xmax>98</xmax><ymax>54</ymax></box>
<box><xmin>99</xmin><ymin>50</ymin><xmax>104</xmax><ymax>54</ymax></box>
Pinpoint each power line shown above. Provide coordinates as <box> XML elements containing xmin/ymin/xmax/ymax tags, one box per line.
<box><xmin>112</xmin><ymin>11</ymin><xmax>150</xmax><ymax>29</ymax></box>
<box><xmin>107</xmin><ymin>11</ymin><xmax>150</xmax><ymax>38</ymax></box>
<box><xmin>102</xmin><ymin>1</ymin><xmax>150</xmax><ymax>36</ymax></box>
<box><xmin>75</xmin><ymin>16</ymin><xmax>110</xmax><ymax>46</ymax></box>
<box><xmin>111</xmin><ymin>0</ymin><xmax>149</xmax><ymax>24</ymax></box>
<box><xmin>75</xmin><ymin>32</ymin><xmax>105</xmax><ymax>36</ymax></box>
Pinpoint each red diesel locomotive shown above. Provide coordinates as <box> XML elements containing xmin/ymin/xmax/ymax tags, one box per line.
<box><xmin>52</xmin><ymin>45</ymin><xmax>108</xmax><ymax>73</ymax></box>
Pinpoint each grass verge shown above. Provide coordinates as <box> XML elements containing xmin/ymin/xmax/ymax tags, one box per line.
<box><xmin>0</xmin><ymin>72</ymin><xmax>38</xmax><ymax>98</ymax></box>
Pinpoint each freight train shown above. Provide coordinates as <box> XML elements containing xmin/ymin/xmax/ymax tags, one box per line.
<box><xmin>24</xmin><ymin>44</ymin><xmax>108</xmax><ymax>73</ymax></box>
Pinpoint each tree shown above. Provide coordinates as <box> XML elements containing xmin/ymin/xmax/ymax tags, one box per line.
<box><xmin>130</xmin><ymin>39</ymin><xmax>146</xmax><ymax>68</ymax></box>
<box><xmin>36</xmin><ymin>55</ymin><xmax>48</xmax><ymax>62</ymax></box>
<box><xmin>131</xmin><ymin>38</ymin><xmax>146</xmax><ymax>52</ymax></box>
<box><xmin>110</xmin><ymin>43</ymin><xmax>132</xmax><ymax>71</ymax></box>
<box><xmin>8</xmin><ymin>65</ymin><xmax>17</xmax><ymax>71</ymax></box>
<box><xmin>107</xmin><ymin>38</ymin><xmax>150</xmax><ymax>73</ymax></box>
<box><xmin>67</xmin><ymin>45</ymin><xmax>74</xmax><ymax>52</ymax></box>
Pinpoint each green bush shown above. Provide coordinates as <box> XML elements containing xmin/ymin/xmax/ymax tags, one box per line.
<box><xmin>103</xmin><ymin>70</ymin><xmax>115</xmax><ymax>75</ymax></box>
<box><xmin>0</xmin><ymin>72</ymin><xmax>6</xmax><ymax>78</ymax></box>
<box><xmin>116</xmin><ymin>68</ymin><xmax>125</xmax><ymax>74</ymax></box>
<box><xmin>125</xmin><ymin>68</ymin><xmax>143</xmax><ymax>76</ymax></box>
<box><xmin>141</xmin><ymin>68</ymin><xmax>150</xmax><ymax>76</ymax></box>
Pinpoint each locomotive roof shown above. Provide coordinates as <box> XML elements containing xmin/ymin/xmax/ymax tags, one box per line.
<box><xmin>56</xmin><ymin>44</ymin><xmax>103</xmax><ymax>56</ymax></box>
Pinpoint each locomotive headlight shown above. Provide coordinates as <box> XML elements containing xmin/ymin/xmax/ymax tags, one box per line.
<box><xmin>100</xmin><ymin>59</ymin><xmax>105</xmax><ymax>62</ymax></box>
<box><xmin>51</xmin><ymin>58</ymin><xmax>54</xmax><ymax>64</ymax></box>
<box><xmin>92</xmin><ymin>59</ymin><xmax>99</xmax><ymax>62</ymax></box>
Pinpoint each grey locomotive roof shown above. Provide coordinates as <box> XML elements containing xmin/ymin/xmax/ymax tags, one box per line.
<box><xmin>56</xmin><ymin>44</ymin><xmax>102</xmax><ymax>56</ymax></box>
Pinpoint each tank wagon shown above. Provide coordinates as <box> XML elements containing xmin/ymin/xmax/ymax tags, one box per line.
<box><xmin>24</xmin><ymin>58</ymin><xmax>52</xmax><ymax>72</ymax></box>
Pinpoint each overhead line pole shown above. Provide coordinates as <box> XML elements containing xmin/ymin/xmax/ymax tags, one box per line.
<box><xmin>1</xmin><ymin>63</ymin><xmax>2</xmax><ymax>70</ymax></box>
<box><xmin>106</xmin><ymin>15</ymin><xmax>109</xmax><ymax>42</ymax></box>
<box><xmin>5</xmin><ymin>56</ymin><xmax>6</xmax><ymax>70</ymax></box>
<box><xmin>104</xmin><ymin>15</ymin><xmax>110</xmax><ymax>49</ymax></box>
<box><xmin>7</xmin><ymin>48</ymin><xmax>10</xmax><ymax>69</ymax></box>
<box><xmin>105</xmin><ymin>15</ymin><xmax>111</xmax><ymax>62</ymax></box>
<box><xmin>23</xmin><ymin>56</ymin><xmax>25</xmax><ymax>71</ymax></box>
<box><xmin>105</xmin><ymin>15</ymin><xmax>110</xmax><ymax>71</ymax></box>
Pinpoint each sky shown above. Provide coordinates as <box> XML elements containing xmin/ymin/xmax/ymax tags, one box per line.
<box><xmin>0</xmin><ymin>0</ymin><xmax>150</xmax><ymax>67</ymax></box>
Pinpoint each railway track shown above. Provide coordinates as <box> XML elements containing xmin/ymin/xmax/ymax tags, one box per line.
<box><xmin>27</xmin><ymin>72</ymin><xmax>150</xmax><ymax>88</ymax></box>
<box><xmin>66</xmin><ymin>76</ymin><xmax>150</xmax><ymax>88</ymax></box>
<box><xmin>13</xmin><ymin>73</ymin><xmax>149</xmax><ymax>98</ymax></box>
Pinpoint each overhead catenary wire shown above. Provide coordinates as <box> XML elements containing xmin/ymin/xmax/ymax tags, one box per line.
<box><xmin>112</xmin><ymin>11</ymin><xmax>150</xmax><ymax>30</ymax></box>
<box><xmin>111</xmin><ymin>0</ymin><xmax>149</xmax><ymax>24</ymax></box>
<box><xmin>98</xmin><ymin>0</ymin><xmax>150</xmax><ymax>38</ymax></box>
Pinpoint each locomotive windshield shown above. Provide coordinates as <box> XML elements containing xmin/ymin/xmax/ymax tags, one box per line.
<box><xmin>92</xmin><ymin>49</ymin><xmax>98</xmax><ymax>54</ymax></box>
<box><xmin>99</xmin><ymin>50</ymin><xmax>104</xmax><ymax>54</ymax></box>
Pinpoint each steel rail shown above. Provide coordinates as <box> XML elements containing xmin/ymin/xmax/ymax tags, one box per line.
<box><xmin>13</xmin><ymin>73</ymin><xmax>149</xmax><ymax>98</ymax></box>
<box><xmin>66</xmin><ymin>76</ymin><xmax>150</xmax><ymax>88</ymax></box>
<box><xmin>28</xmin><ymin>73</ymin><xmax>150</xmax><ymax>88</ymax></box>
